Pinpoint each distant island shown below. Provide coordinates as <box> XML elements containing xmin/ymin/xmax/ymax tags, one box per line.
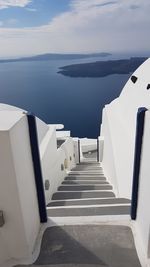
<box><xmin>58</xmin><ymin>57</ymin><xmax>147</xmax><ymax>78</ymax></box>
<box><xmin>0</xmin><ymin>52</ymin><xmax>111</xmax><ymax>64</ymax></box>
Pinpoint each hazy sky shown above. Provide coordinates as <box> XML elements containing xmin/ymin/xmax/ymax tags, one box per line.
<box><xmin>0</xmin><ymin>0</ymin><xmax>149</xmax><ymax>58</ymax></box>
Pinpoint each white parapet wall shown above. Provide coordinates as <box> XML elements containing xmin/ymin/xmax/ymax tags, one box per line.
<box><xmin>40</xmin><ymin>125</ymin><xmax>75</xmax><ymax>203</ymax></box>
<box><xmin>100</xmin><ymin>58</ymin><xmax>150</xmax><ymax>199</ymax></box>
<box><xmin>40</xmin><ymin>126</ymin><xmax>76</xmax><ymax>204</ymax></box>
<box><xmin>0</xmin><ymin>105</ymin><xmax>77</xmax><ymax>266</ymax></box>
<box><xmin>0</xmin><ymin>111</ymin><xmax>40</xmax><ymax>265</ymax></box>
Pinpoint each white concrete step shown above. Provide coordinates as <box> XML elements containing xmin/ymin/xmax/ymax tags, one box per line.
<box><xmin>62</xmin><ymin>180</ymin><xmax>109</xmax><ymax>185</ymax></box>
<box><xmin>47</xmin><ymin>198</ymin><xmax>131</xmax><ymax>207</ymax></box>
<box><xmin>65</xmin><ymin>176</ymin><xmax>106</xmax><ymax>180</ymax></box>
<box><xmin>47</xmin><ymin>205</ymin><xmax>130</xmax><ymax>217</ymax></box>
<box><xmin>52</xmin><ymin>191</ymin><xmax>115</xmax><ymax>200</ymax></box>
<box><xmin>58</xmin><ymin>185</ymin><xmax>113</xmax><ymax>191</ymax></box>
<box><xmin>69</xmin><ymin>171</ymin><xmax>104</xmax><ymax>175</ymax></box>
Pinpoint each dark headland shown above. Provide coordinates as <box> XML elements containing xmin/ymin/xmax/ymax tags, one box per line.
<box><xmin>58</xmin><ymin>57</ymin><xmax>147</xmax><ymax>78</ymax></box>
<box><xmin>0</xmin><ymin>52</ymin><xmax>111</xmax><ymax>64</ymax></box>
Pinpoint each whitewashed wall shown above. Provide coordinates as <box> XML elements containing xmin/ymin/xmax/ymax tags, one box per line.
<box><xmin>73</xmin><ymin>138</ymin><xmax>80</xmax><ymax>164</ymax></box>
<box><xmin>0</xmin><ymin>108</ymin><xmax>76</xmax><ymax>266</ymax></box>
<box><xmin>0</xmin><ymin>112</ymin><xmax>40</xmax><ymax>265</ymax></box>
<box><xmin>40</xmin><ymin>127</ymin><xmax>76</xmax><ymax>204</ymax></box>
<box><xmin>0</xmin><ymin>103</ymin><xmax>49</xmax><ymax>145</ymax></box>
<box><xmin>100</xmin><ymin>58</ymin><xmax>150</xmax><ymax>199</ymax></box>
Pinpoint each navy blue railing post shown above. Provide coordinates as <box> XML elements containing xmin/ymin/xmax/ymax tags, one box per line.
<box><xmin>97</xmin><ymin>138</ymin><xmax>99</xmax><ymax>162</ymax></box>
<box><xmin>131</xmin><ymin>107</ymin><xmax>147</xmax><ymax>220</ymax></box>
<box><xmin>27</xmin><ymin>113</ymin><xmax>47</xmax><ymax>223</ymax></box>
<box><xmin>78</xmin><ymin>139</ymin><xmax>81</xmax><ymax>163</ymax></box>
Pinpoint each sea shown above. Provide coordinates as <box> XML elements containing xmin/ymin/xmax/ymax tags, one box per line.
<box><xmin>0</xmin><ymin>53</ymin><xmax>138</xmax><ymax>138</ymax></box>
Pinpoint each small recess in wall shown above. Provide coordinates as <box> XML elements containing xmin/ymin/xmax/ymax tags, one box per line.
<box><xmin>0</xmin><ymin>211</ymin><xmax>5</xmax><ymax>227</ymax></box>
<box><xmin>131</xmin><ymin>75</ymin><xmax>138</xmax><ymax>84</ymax></box>
<box><xmin>45</xmin><ymin>180</ymin><xmax>50</xmax><ymax>190</ymax></box>
<box><xmin>147</xmin><ymin>84</ymin><xmax>150</xmax><ymax>90</ymax></box>
<box><xmin>61</xmin><ymin>164</ymin><xmax>64</xmax><ymax>171</ymax></box>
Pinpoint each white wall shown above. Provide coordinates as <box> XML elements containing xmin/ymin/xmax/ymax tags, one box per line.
<box><xmin>61</xmin><ymin>138</ymin><xmax>76</xmax><ymax>170</ymax></box>
<box><xmin>135</xmin><ymin>111</ymin><xmax>150</xmax><ymax>264</ymax></box>
<box><xmin>40</xmin><ymin>128</ymin><xmax>76</xmax><ymax>204</ymax></box>
<box><xmin>0</xmin><ymin>111</ymin><xmax>40</xmax><ymax>266</ymax></box>
<box><xmin>73</xmin><ymin>138</ymin><xmax>80</xmax><ymax>164</ymax></box>
<box><xmin>100</xmin><ymin>58</ymin><xmax>150</xmax><ymax>199</ymax></box>
<box><xmin>10</xmin><ymin>116</ymin><xmax>40</xmax><ymax>254</ymax></box>
<box><xmin>0</xmin><ymin>103</ymin><xmax>49</xmax><ymax>145</ymax></box>
<box><xmin>56</xmin><ymin>131</ymin><xmax>70</xmax><ymax>138</ymax></box>
<box><xmin>0</xmin><ymin>105</ymin><xmax>76</xmax><ymax>266</ymax></box>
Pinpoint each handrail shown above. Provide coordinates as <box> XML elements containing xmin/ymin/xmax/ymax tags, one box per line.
<box><xmin>131</xmin><ymin>107</ymin><xmax>147</xmax><ymax>220</ymax></box>
<box><xmin>27</xmin><ymin>113</ymin><xmax>47</xmax><ymax>223</ymax></box>
<box><xmin>78</xmin><ymin>139</ymin><xmax>81</xmax><ymax>163</ymax></box>
<box><xmin>97</xmin><ymin>138</ymin><xmax>99</xmax><ymax>162</ymax></box>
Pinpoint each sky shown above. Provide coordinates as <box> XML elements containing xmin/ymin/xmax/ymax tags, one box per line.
<box><xmin>0</xmin><ymin>0</ymin><xmax>150</xmax><ymax>58</ymax></box>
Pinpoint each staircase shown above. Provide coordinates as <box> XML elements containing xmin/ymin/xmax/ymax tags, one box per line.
<box><xmin>47</xmin><ymin>160</ymin><xmax>131</xmax><ymax>218</ymax></box>
<box><xmin>17</xmin><ymin>161</ymin><xmax>138</xmax><ymax>267</ymax></box>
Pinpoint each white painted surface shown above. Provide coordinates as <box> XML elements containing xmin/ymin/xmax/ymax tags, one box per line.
<box><xmin>101</xmin><ymin>58</ymin><xmax>150</xmax><ymax>199</ymax></box>
<box><xmin>49</xmin><ymin>124</ymin><xmax>64</xmax><ymax>130</ymax></box>
<box><xmin>36</xmin><ymin>117</ymin><xmax>49</xmax><ymax>145</ymax></box>
<box><xmin>73</xmin><ymin>138</ymin><xmax>80</xmax><ymax>164</ymax></box>
<box><xmin>61</xmin><ymin>138</ymin><xmax>76</xmax><ymax>170</ymax></box>
<box><xmin>40</xmin><ymin>127</ymin><xmax>76</xmax><ymax>204</ymax></box>
<box><xmin>10</xmin><ymin>115</ymin><xmax>40</xmax><ymax>254</ymax></box>
<box><xmin>40</xmin><ymin>126</ymin><xmax>66</xmax><ymax>203</ymax></box>
<box><xmin>0</xmin><ymin>112</ymin><xmax>40</xmax><ymax>265</ymax></box>
<box><xmin>0</xmin><ymin>105</ymin><xmax>76</xmax><ymax>265</ymax></box>
<box><xmin>56</xmin><ymin>131</ymin><xmax>71</xmax><ymax>138</ymax></box>
<box><xmin>0</xmin><ymin>103</ymin><xmax>49</xmax><ymax>144</ymax></box>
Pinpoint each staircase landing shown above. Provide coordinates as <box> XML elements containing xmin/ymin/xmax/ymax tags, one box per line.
<box><xmin>16</xmin><ymin>225</ymin><xmax>141</xmax><ymax>267</ymax></box>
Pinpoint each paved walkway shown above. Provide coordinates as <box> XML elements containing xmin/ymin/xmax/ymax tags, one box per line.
<box><xmin>16</xmin><ymin>225</ymin><xmax>141</xmax><ymax>267</ymax></box>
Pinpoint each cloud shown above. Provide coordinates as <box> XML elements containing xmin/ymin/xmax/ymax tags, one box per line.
<box><xmin>0</xmin><ymin>0</ymin><xmax>32</xmax><ymax>9</ymax></box>
<box><xmin>70</xmin><ymin>0</ymin><xmax>118</xmax><ymax>10</ymax></box>
<box><xmin>0</xmin><ymin>0</ymin><xmax>150</xmax><ymax>57</ymax></box>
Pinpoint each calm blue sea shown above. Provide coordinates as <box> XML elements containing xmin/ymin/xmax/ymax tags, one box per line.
<box><xmin>0</xmin><ymin>55</ymin><xmax>131</xmax><ymax>138</ymax></box>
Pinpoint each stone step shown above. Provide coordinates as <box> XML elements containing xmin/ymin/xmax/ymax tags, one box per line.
<box><xmin>52</xmin><ymin>191</ymin><xmax>115</xmax><ymax>200</ymax></box>
<box><xmin>47</xmin><ymin>198</ymin><xmax>131</xmax><ymax>207</ymax></box>
<box><xmin>72</xmin><ymin>167</ymin><xmax>102</xmax><ymax>171</ymax></box>
<box><xmin>69</xmin><ymin>171</ymin><xmax>104</xmax><ymax>175</ymax></box>
<box><xmin>77</xmin><ymin>162</ymin><xmax>101</xmax><ymax>166</ymax></box>
<box><xmin>65</xmin><ymin>176</ymin><xmax>106</xmax><ymax>180</ymax></box>
<box><xmin>62</xmin><ymin>180</ymin><xmax>109</xmax><ymax>185</ymax></box>
<box><xmin>47</xmin><ymin>205</ymin><xmax>130</xmax><ymax>217</ymax></box>
<box><xmin>58</xmin><ymin>185</ymin><xmax>113</xmax><ymax>191</ymax></box>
